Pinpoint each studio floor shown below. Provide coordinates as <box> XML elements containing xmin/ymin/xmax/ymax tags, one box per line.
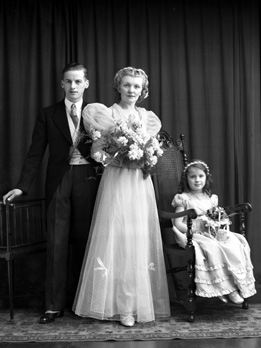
<box><xmin>1</xmin><ymin>288</ymin><xmax>261</xmax><ymax>348</ymax></box>
<box><xmin>2</xmin><ymin>338</ymin><xmax>261</xmax><ymax>348</ymax></box>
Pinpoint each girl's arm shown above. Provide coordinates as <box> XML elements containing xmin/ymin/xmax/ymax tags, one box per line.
<box><xmin>173</xmin><ymin>205</ymin><xmax>201</xmax><ymax>234</ymax></box>
<box><xmin>173</xmin><ymin>206</ymin><xmax>189</xmax><ymax>234</ymax></box>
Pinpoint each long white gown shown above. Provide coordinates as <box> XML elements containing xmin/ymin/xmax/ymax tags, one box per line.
<box><xmin>73</xmin><ymin>103</ymin><xmax>170</xmax><ymax>322</ymax></box>
<box><xmin>172</xmin><ymin>192</ymin><xmax>256</xmax><ymax>299</ymax></box>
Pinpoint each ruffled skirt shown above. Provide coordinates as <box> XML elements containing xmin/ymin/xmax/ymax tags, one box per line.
<box><xmin>173</xmin><ymin>225</ymin><xmax>256</xmax><ymax>298</ymax></box>
<box><xmin>73</xmin><ymin>166</ymin><xmax>170</xmax><ymax>322</ymax></box>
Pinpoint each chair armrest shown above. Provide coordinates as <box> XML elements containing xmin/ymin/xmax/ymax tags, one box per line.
<box><xmin>0</xmin><ymin>198</ymin><xmax>45</xmax><ymax>207</ymax></box>
<box><xmin>158</xmin><ymin>208</ymin><xmax>197</xmax><ymax>247</ymax></box>
<box><xmin>224</xmin><ymin>202</ymin><xmax>252</xmax><ymax>238</ymax></box>
<box><xmin>224</xmin><ymin>202</ymin><xmax>252</xmax><ymax>216</ymax></box>
<box><xmin>159</xmin><ymin>208</ymin><xmax>197</xmax><ymax>221</ymax></box>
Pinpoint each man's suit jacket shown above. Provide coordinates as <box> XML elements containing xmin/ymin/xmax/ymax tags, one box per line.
<box><xmin>16</xmin><ymin>99</ymin><xmax>95</xmax><ymax>207</ymax></box>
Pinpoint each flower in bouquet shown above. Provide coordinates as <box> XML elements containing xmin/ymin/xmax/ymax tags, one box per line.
<box><xmin>89</xmin><ymin>116</ymin><xmax>163</xmax><ymax>178</ymax></box>
<box><xmin>201</xmin><ymin>206</ymin><xmax>231</xmax><ymax>238</ymax></box>
<box><xmin>90</xmin><ymin>129</ymin><xmax>102</xmax><ymax>141</ymax></box>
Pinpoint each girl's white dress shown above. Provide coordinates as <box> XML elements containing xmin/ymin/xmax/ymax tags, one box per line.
<box><xmin>73</xmin><ymin>103</ymin><xmax>170</xmax><ymax>322</ymax></box>
<box><xmin>172</xmin><ymin>192</ymin><xmax>256</xmax><ymax>299</ymax></box>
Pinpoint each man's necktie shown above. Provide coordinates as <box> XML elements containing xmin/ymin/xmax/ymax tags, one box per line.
<box><xmin>70</xmin><ymin>104</ymin><xmax>79</xmax><ymax>128</ymax></box>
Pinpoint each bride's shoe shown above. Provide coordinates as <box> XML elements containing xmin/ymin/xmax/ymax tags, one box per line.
<box><xmin>120</xmin><ymin>315</ymin><xmax>135</xmax><ymax>327</ymax></box>
<box><xmin>228</xmin><ymin>291</ymin><xmax>244</xmax><ymax>304</ymax></box>
<box><xmin>218</xmin><ymin>295</ymin><xmax>228</xmax><ymax>303</ymax></box>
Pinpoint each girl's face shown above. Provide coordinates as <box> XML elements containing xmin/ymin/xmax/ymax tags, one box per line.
<box><xmin>186</xmin><ymin>166</ymin><xmax>206</xmax><ymax>193</ymax></box>
<box><xmin>118</xmin><ymin>75</ymin><xmax>143</xmax><ymax>104</ymax></box>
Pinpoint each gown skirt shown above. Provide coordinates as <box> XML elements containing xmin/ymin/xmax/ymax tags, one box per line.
<box><xmin>73</xmin><ymin>166</ymin><xmax>170</xmax><ymax>322</ymax></box>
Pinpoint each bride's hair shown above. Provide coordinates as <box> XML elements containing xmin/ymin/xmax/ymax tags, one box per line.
<box><xmin>113</xmin><ymin>67</ymin><xmax>149</xmax><ymax>103</ymax></box>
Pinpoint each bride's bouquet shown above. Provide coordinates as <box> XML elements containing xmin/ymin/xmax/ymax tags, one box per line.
<box><xmin>201</xmin><ymin>206</ymin><xmax>231</xmax><ymax>241</ymax></box>
<box><xmin>89</xmin><ymin>115</ymin><xmax>163</xmax><ymax>178</ymax></box>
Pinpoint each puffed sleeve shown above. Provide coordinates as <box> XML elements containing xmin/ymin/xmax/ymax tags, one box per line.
<box><xmin>211</xmin><ymin>194</ymin><xmax>218</xmax><ymax>207</ymax></box>
<box><xmin>145</xmin><ymin>110</ymin><xmax>161</xmax><ymax>136</ymax></box>
<box><xmin>82</xmin><ymin>103</ymin><xmax>115</xmax><ymax>133</ymax></box>
<box><xmin>171</xmin><ymin>193</ymin><xmax>190</xmax><ymax>249</ymax></box>
<box><xmin>171</xmin><ymin>193</ymin><xmax>189</xmax><ymax>209</ymax></box>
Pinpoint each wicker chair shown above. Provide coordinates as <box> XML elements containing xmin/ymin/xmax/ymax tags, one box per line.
<box><xmin>0</xmin><ymin>199</ymin><xmax>46</xmax><ymax>321</ymax></box>
<box><xmin>152</xmin><ymin>131</ymin><xmax>252</xmax><ymax>322</ymax></box>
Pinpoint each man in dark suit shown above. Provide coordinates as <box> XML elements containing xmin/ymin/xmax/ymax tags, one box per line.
<box><xmin>3</xmin><ymin>62</ymin><xmax>101</xmax><ymax>324</ymax></box>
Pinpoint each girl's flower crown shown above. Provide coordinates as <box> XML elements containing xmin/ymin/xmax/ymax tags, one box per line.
<box><xmin>183</xmin><ymin>160</ymin><xmax>210</xmax><ymax>175</ymax></box>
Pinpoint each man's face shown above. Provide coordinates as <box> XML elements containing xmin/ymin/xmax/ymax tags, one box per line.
<box><xmin>61</xmin><ymin>69</ymin><xmax>89</xmax><ymax>102</ymax></box>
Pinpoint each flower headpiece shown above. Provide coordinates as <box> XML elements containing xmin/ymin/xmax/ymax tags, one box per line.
<box><xmin>183</xmin><ymin>160</ymin><xmax>210</xmax><ymax>175</ymax></box>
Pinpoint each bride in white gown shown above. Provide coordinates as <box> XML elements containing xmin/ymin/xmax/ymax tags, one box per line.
<box><xmin>73</xmin><ymin>67</ymin><xmax>170</xmax><ymax>327</ymax></box>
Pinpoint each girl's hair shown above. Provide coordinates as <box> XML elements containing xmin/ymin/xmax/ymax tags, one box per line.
<box><xmin>178</xmin><ymin>159</ymin><xmax>213</xmax><ymax>196</ymax></box>
<box><xmin>113</xmin><ymin>66</ymin><xmax>149</xmax><ymax>103</ymax></box>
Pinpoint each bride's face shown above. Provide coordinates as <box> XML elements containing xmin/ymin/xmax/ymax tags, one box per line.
<box><xmin>118</xmin><ymin>76</ymin><xmax>143</xmax><ymax>104</ymax></box>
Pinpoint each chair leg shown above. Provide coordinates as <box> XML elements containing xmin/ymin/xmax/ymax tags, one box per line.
<box><xmin>7</xmin><ymin>259</ymin><xmax>14</xmax><ymax>322</ymax></box>
<box><xmin>185</xmin><ymin>250</ymin><xmax>196</xmax><ymax>322</ymax></box>
<box><xmin>184</xmin><ymin>289</ymin><xmax>196</xmax><ymax>322</ymax></box>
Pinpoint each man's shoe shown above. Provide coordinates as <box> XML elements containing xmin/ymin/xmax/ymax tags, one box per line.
<box><xmin>39</xmin><ymin>310</ymin><xmax>64</xmax><ymax>324</ymax></box>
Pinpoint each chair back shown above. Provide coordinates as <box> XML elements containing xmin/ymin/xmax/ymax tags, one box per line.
<box><xmin>0</xmin><ymin>198</ymin><xmax>46</xmax><ymax>321</ymax></box>
<box><xmin>152</xmin><ymin>131</ymin><xmax>188</xmax><ymax>213</ymax></box>
<box><xmin>0</xmin><ymin>199</ymin><xmax>46</xmax><ymax>250</ymax></box>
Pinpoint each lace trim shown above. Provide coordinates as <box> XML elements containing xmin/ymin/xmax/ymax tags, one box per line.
<box><xmin>239</xmin><ymin>289</ymin><xmax>257</xmax><ymax>298</ymax></box>
<box><xmin>195</xmin><ymin>262</ymin><xmax>225</xmax><ymax>271</ymax></box>
<box><xmin>196</xmin><ymin>288</ymin><xmax>256</xmax><ymax>299</ymax></box>
<box><xmin>195</xmin><ymin>274</ymin><xmax>232</xmax><ymax>285</ymax></box>
<box><xmin>236</xmin><ymin>277</ymin><xmax>256</xmax><ymax>286</ymax></box>
<box><xmin>195</xmin><ymin>288</ymin><xmax>237</xmax><ymax>298</ymax></box>
<box><xmin>195</xmin><ymin>274</ymin><xmax>256</xmax><ymax>286</ymax></box>
<box><xmin>195</xmin><ymin>263</ymin><xmax>254</xmax><ymax>273</ymax></box>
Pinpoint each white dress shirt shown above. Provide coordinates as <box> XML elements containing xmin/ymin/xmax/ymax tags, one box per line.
<box><xmin>64</xmin><ymin>98</ymin><xmax>89</xmax><ymax>165</ymax></box>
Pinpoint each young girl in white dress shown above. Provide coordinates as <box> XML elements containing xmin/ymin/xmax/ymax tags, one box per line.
<box><xmin>172</xmin><ymin>160</ymin><xmax>256</xmax><ymax>304</ymax></box>
<box><xmin>73</xmin><ymin>67</ymin><xmax>170</xmax><ymax>326</ymax></box>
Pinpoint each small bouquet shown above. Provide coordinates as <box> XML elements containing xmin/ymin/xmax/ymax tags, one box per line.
<box><xmin>89</xmin><ymin>115</ymin><xmax>163</xmax><ymax>179</ymax></box>
<box><xmin>201</xmin><ymin>206</ymin><xmax>231</xmax><ymax>241</ymax></box>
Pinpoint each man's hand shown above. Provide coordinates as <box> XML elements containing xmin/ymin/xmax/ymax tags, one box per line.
<box><xmin>2</xmin><ymin>189</ymin><xmax>23</xmax><ymax>204</ymax></box>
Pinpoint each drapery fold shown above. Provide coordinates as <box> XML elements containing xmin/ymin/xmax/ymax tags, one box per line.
<box><xmin>0</xmin><ymin>0</ymin><xmax>260</xmax><ymax>282</ymax></box>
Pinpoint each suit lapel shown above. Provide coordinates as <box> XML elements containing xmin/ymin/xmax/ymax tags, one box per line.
<box><xmin>52</xmin><ymin>100</ymin><xmax>72</xmax><ymax>143</ymax></box>
<box><xmin>51</xmin><ymin>100</ymin><xmax>88</xmax><ymax>143</ymax></box>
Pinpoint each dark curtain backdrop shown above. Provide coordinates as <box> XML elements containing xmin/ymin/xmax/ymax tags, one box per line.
<box><xmin>0</xmin><ymin>0</ymin><xmax>260</xmax><ymax>283</ymax></box>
